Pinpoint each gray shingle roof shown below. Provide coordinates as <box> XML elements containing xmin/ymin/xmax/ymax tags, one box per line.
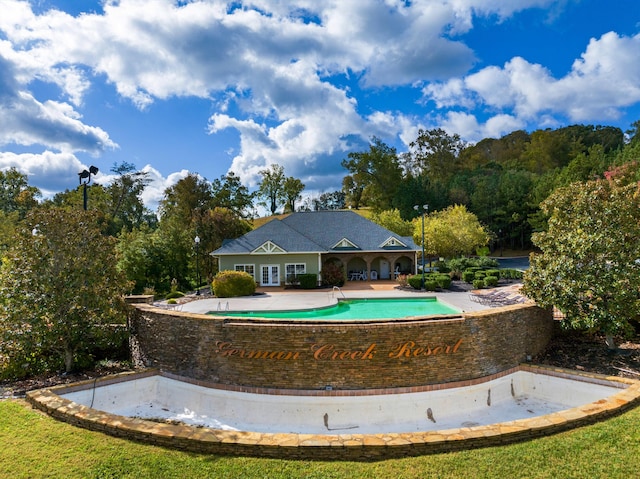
<box><xmin>212</xmin><ymin>210</ymin><xmax>418</xmax><ymax>255</ymax></box>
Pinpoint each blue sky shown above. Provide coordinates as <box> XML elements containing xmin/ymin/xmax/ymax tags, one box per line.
<box><xmin>1</xmin><ymin>0</ymin><xmax>639</xmax><ymax>210</ymax></box>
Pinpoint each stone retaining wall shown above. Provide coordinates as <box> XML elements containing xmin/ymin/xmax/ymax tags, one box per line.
<box><xmin>26</xmin><ymin>366</ymin><xmax>640</xmax><ymax>460</ymax></box>
<box><xmin>129</xmin><ymin>303</ymin><xmax>554</xmax><ymax>390</ymax></box>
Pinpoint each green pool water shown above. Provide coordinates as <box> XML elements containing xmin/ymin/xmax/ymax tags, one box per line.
<box><xmin>209</xmin><ymin>298</ymin><xmax>460</xmax><ymax>320</ymax></box>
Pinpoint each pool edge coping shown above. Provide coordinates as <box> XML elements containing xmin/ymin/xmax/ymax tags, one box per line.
<box><xmin>25</xmin><ymin>365</ymin><xmax>640</xmax><ymax>460</ymax></box>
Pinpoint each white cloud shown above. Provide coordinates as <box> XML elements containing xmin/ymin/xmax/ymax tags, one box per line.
<box><xmin>424</xmin><ymin>31</ymin><xmax>640</xmax><ymax>137</ymax></box>
<box><xmin>441</xmin><ymin>111</ymin><xmax>524</xmax><ymax>142</ymax></box>
<box><xmin>138</xmin><ymin>165</ymin><xmax>191</xmax><ymax>212</ymax></box>
<box><xmin>0</xmin><ymin>0</ymin><xmax>639</xmax><ymax>207</ymax></box>
<box><xmin>0</xmin><ymin>150</ymin><xmax>85</xmax><ymax>195</ymax></box>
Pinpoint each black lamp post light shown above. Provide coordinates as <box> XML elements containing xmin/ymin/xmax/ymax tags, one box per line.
<box><xmin>414</xmin><ymin>204</ymin><xmax>428</xmax><ymax>290</ymax></box>
<box><xmin>194</xmin><ymin>235</ymin><xmax>201</xmax><ymax>295</ymax></box>
<box><xmin>78</xmin><ymin>165</ymin><xmax>99</xmax><ymax>210</ymax></box>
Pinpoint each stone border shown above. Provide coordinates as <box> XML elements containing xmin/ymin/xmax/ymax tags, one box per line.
<box><xmin>26</xmin><ymin>366</ymin><xmax>640</xmax><ymax>461</ymax></box>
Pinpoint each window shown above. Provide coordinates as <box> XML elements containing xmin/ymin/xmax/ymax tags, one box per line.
<box><xmin>234</xmin><ymin>264</ymin><xmax>255</xmax><ymax>278</ymax></box>
<box><xmin>285</xmin><ymin>263</ymin><xmax>306</xmax><ymax>283</ymax></box>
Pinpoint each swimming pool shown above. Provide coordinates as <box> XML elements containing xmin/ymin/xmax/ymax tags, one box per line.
<box><xmin>209</xmin><ymin>297</ymin><xmax>460</xmax><ymax>320</ymax></box>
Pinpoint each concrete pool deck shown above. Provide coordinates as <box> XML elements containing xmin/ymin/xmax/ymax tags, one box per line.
<box><xmin>173</xmin><ymin>280</ymin><xmax>516</xmax><ymax>315</ymax></box>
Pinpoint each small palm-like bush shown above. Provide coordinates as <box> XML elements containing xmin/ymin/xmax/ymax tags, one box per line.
<box><xmin>212</xmin><ymin>270</ymin><xmax>257</xmax><ymax>298</ymax></box>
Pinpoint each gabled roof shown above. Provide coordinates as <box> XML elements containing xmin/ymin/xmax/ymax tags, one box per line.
<box><xmin>211</xmin><ymin>210</ymin><xmax>419</xmax><ymax>255</ymax></box>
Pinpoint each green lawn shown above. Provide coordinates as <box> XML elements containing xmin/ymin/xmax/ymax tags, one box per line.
<box><xmin>1</xmin><ymin>399</ymin><xmax>638</xmax><ymax>479</ymax></box>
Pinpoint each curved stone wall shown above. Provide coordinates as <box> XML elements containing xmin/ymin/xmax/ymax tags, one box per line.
<box><xmin>130</xmin><ymin>303</ymin><xmax>554</xmax><ymax>390</ymax></box>
<box><xmin>25</xmin><ymin>366</ymin><xmax>640</xmax><ymax>460</ymax></box>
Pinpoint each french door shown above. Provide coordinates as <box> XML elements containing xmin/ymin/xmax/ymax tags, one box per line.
<box><xmin>261</xmin><ymin>265</ymin><xmax>280</xmax><ymax>286</ymax></box>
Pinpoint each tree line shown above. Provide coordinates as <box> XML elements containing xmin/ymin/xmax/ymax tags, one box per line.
<box><xmin>341</xmin><ymin>123</ymin><xmax>640</xmax><ymax>251</ymax></box>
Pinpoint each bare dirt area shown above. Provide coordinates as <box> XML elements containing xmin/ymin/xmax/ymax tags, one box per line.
<box><xmin>532</xmin><ymin>330</ymin><xmax>640</xmax><ymax>380</ymax></box>
<box><xmin>0</xmin><ymin>362</ymin><xmax>133</xmax><ymax>399</ymax></box>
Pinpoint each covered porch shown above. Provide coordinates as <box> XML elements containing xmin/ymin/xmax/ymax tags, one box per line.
<box><xmin>322</xmin><ymin>252</ymin><xmax>417</xmax><ymax>283</ymax></box>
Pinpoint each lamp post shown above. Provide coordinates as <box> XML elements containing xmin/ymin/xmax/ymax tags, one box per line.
<box><xmin>194</xmin><ymin>235</ymin><xmax>201</xmax><ymax>295</ymax></box>
<box><xmin>78</xmin><ymin>165</ymin><xmax>99</xmax><ymax>211</ymax></box>
<box><xmin>414</xmin><ymin>204</ymin><xmax>428</xmax><ymax>290</ymax></box>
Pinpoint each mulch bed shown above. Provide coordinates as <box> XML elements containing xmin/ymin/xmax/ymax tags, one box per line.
<box><xmin>532</xmin><ymin>330</ymin><xmax>640</xmax><ymax>380</ymax></box>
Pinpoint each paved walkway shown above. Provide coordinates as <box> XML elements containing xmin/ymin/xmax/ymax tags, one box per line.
<box><xmin>174</xmin><ymin>280</ymin><xmax>525</xmax><ymax>315</ymax></box>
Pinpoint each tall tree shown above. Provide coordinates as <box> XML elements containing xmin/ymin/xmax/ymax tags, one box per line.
<box><xmin>626</xmin><ymin>119</ymin><xmax>640</xmax><ymax>145</ymax></box>
<box><xmin>159</xmin><ymin>173</ymin><xmax>213</xmax><ymax>224</ymax></box>
<box><xmin>106</xmin><ymin>162</ymin><xmax>154</xmax><ymax>233</ymax></box>
<box><xmin>0</xmin><ymin>167</ymin><xmax>40</xmax><ymax>218</ymax></box>
<box><xmin>341</xmin><ymin>174</ymin><xmax>365</xmax><ymax>209</ymax></box>
<box><xmin>370</xmin><ymin>209</ymin><xmax>414</xmax><ymax>236</ymax></box>
<box><xmin>341</xmin><ymin>137</ymin><xmax>402</xmax><ymax>212</ymax></box>
<box><xmin>282</xmin><ymin>176</ymin><xmax>305</xmax><ymax>213</ymax></box>
<box><xmin>0</xmin><ymin>207</ymin><xmax>130</xmax><ymax>377</ymax></box>
<box><xmin>522</xmin><ymin>179</ymin><xmax>640</xmax><ymax>350</ymax></box>
<box><xmin>211</xmin><ymin>171</ymin><xmax>255</xmax><ymax>218</ymax></box>
<box><xmin>195</xmin><ymin>207</ymin><xmax>252</xmax><ymax>281</ymax></box>
<box><xmin>406</xmin><ymin>128</ymin><xmax>466</xmax><ymax>182</ymax></box>
<box><xmin>312</xmin><ymin>190</ymin><xmax>346</xmax><ymax>211</ymax></box>
<box><xmin>418</xmin><ymin>205</ymin><xmax>490</xmax><ymax>259</ymax></box>
<box><xmin>257</xmin><ymin>164</ymin><xmax>286</xmax><ymax>215</ymax></box>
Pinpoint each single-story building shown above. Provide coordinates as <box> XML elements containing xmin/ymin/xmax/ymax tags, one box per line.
<box><xmin>210</xmin><ymin>210</ymin><xmax>420</xmax><ymax>287</ymax></box>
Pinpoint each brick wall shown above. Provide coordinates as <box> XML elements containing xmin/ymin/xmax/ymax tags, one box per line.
<box><xmin>130</xmin><ymin>303</ymin><xmax>554</xmax><ymax>390</ymax></box>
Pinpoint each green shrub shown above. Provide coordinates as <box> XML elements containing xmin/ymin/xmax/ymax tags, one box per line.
<box><xmin>473</xmin><ymin>279</ymin><xmax>485</xmax><ymax>289</ymax></box>
<box><xmin>501</xmin><ymin>268</ymin><xmax>523</xmax><ymax>280</ymax></box>
<box><xmin>424</xmin><ymin>279</ymin><xmax>438</xmax><ymax>291</ymax></box>
<box><xmin>434</xmin><ymin>274</ymin><xmax>451</xmax><ymax>289</ymax></box>
<box><xmin>485</xmin><ymin>269</ymin><xmax>501</xmax><ymax>279</ymax></box>
<box><xmin>298</xmin><ymin>273</ymin><xmax>318</xmax><ymax>289</ymax></box>
<box><xmin>474</xmin><ymin>256</ymin><xmax>499</xmax><ymax>269</ymax></box>
<box><xmin>474</xmin><ymin>271</ymin><xmax>486</xmax><ymax>280</ymax></box>
<box><xmin>212</xmin><ymin>270</ymin><xmax>256</xmax><ymax>298</ymax></box>
<box><xmin>462</xmin><ymin>270</ymin><xmax>475</xmax><ymax>283</ymax></box>
<box><xmin>484</xmin><ymin>276</ymin><xmax>499</xmax><ymax>287</ymax></box>
<box><xmin>434</xmin><ymin>260</ymin><xmax>450</xmax><ymax>273</ymax></box>
<box><xmin>407</xmin><ymin>274</ymin><xmax>451</xmax><ymax>290</ymax></box>
<box><xmin>167</xmin><ymin>298</ymin><xmax>177</xmax><ymax>304</ymax></box>
<box><xmin>407</xmin><ymin>275</ymin><xmax>423</xmax><ymax>289</ymax></box>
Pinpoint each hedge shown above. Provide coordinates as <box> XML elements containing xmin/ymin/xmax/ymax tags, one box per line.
<box><xmin>212</xmin><ymin>270</ymin><xmax>257</xmax><ymax>298</ymax></box>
